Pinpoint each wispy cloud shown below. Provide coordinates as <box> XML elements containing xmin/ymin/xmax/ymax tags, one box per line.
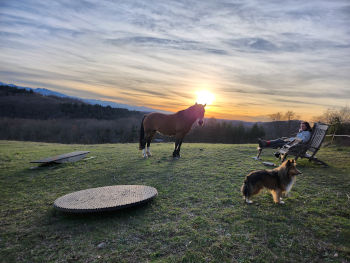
<box><xmin>0</xmin><ymin>0</ymin><xmax>349</xmax><ymax>120</ymax></box>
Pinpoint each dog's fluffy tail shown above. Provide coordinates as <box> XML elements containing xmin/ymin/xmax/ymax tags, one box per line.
<box><xmin>241</xmin><ymin>179</ymin><xmax>250</xmax><ymax>198</ymax></box>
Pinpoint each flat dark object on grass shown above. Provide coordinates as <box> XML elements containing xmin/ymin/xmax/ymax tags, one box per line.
<box><xmin>30</xmin><ymin>151</ymin><xmax>90</xmax><ymax>164</ymax></box>
<box><xmin>262</xmin><ymin>161</ymin><xmax>276</xmax><ymax>167</ymax></box>
<box><xmin>53</xmin><ymin>185</ymin><xmax>158</xmax><ymax>213</ymax></box>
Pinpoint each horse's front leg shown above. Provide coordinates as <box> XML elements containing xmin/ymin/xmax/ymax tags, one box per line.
<box><xmin>173</xmin><ymin>137</ymin><xmax>183</xmax><ymax>158</ymax></box>
<box><xmin>176</xmin><ymin>139</ymin><xmax>183</xmax><ymax>157</ymax></box>
<box><xmin>173</xmin><ymin>139</ymin><xmax>179</xmax><ymax>158</ymax></box>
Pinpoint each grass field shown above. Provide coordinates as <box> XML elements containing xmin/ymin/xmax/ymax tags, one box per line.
<box><xmin>0</xmin><ymin>140</ymin><xmax>349</xmax><ymax>263</ymax></box>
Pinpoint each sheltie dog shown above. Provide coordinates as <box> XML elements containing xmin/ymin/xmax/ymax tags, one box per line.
<box><xmin>241</xmin><ymin>159</ymin><xmax>302</xmax><ymax>204</ymax></box>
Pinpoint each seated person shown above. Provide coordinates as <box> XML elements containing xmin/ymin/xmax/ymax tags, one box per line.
<box><xmin>258</xmin><ymin>121</ymin><xmax>312</xmax><ymax>149</ymax></box>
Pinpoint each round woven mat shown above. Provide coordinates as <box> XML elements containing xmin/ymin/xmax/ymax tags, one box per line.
<box><xmin>54</xmin><ymin>185</ymin><xmax>158</xmax><ymax>213</ymax></box>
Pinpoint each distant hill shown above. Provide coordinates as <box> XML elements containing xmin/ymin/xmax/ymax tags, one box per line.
<box><xmin>82</xmin><ymin>98</ymin><xmax>171</xmax><ymax>113</ymax></box>
<box><xmin>0</xmin><ymin>84</ymin><xmax>144</xmax><ymax>120</ymax></box>
<box><xmin>0</xmin><ymin>81</ymin><xmax>169</xmax><ymax>113</ymax></box>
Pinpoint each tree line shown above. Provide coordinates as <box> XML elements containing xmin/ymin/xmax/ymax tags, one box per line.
<box><xmin>0</xmin><ymin>118</ymin><xmax>139</xmax><ymax>144</ymax></box>
<box><xmin>185</xmin><ymin>119</ymin><xmax>265</xmax><ymax>144</ymax></box>
<box><xmin>5</xmin><ymin>84</ymin><xmax>343</xmax><ymax>145</ymax></box>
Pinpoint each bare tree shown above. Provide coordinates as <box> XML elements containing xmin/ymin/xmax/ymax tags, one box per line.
<box><xmin>269</xmin><ymin>112</ymin><xmax>283</xmax><ymax>121</ymax></box>
<box><xmin>313</xmin><ymin>106</ymin><xmax>350</xmax><ymax>145</ymax></box>
<box><xmin>283</xmin><ymin>111</ymin><xmax>300</xmax><ymax>121</ymax></box>
<box><xmin>313</xmin><ymin>106</ymin><xmax>350</xmax><ymax>124</ymax></box>
<box><xmin>339</xmin><ymin>106</ymin><xmax>350</xmax><ymax>123</ymax></box>
<box><xmin>282</xmin><ymin>110</ymin><xmax>300</xmax><ymax>135</ymax></box>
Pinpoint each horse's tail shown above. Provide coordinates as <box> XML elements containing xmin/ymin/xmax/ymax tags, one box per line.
<box><xmin>139</xmin><ymin>115</ymin><xmax>146</xmax><ymax>150</ymax></box>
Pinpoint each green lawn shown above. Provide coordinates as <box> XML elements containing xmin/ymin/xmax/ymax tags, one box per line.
<box><xmin>0</xmin><ymin>141</ymin><xmax>349</xmax><ymax>263</ymax></box>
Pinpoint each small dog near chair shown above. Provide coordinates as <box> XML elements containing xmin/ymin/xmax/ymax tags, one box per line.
<box><xmin>241</xmin><ymin>159</ymin><xmax>302</xmax><ymax>204</ymax></box>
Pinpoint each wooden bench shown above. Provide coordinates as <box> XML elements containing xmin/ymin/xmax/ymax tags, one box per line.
<box><xmin>255</xmin><ymin>123</ymin><xmax>329</xmax><ymax>166</ymax></box>
<box><xmin>31</xmin><ymin>151</ymin><xmax>90</xmax><ymax>165</ymax></box>
<box><xmin>278</xmin><ymin>123</ymin><xmax>329</xmax><ymax>166</ymax></box>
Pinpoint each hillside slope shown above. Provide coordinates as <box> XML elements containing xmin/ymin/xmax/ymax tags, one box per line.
<box><xmin>0</xmin><ymin>141</ymin><xmax>349</xmax><ymax>262</ymax></box>
<box><xmin>0</xmin><ymin>84</ymin><xmax>143</xmax><ymax>120</ymax></box>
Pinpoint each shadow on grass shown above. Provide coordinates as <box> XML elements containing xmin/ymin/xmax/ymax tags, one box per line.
<box><xmin>47</xmin><ymin>200</ymin><xmax>155</xmax><ymax>223</ymax></box>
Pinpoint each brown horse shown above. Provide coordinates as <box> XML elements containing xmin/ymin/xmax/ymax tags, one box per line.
<box><xmin>139</xmin><ymin>103</ymin><xmax>206</xmax><ymax>158</ymax></box>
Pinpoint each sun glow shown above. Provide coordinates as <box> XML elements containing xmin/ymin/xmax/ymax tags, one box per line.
<box><xmin>196</xmin><ymin>90</ymin><xmax>215</xmax><ymax>105</ymax></box>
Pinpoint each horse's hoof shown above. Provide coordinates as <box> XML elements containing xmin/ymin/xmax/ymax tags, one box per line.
<box><xmin>147</xmin><ymin>152</ymin><xmax>152</xmax><ymax>157</ymax></box>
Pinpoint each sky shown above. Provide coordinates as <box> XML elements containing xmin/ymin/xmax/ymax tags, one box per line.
<box><xmin>0</xmin><ymin>0</ymin><xmax>349</xmax><ymax>121</ymax></box>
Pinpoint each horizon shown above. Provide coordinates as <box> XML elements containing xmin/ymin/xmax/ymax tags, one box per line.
<box><xmin>0</xmin><ymin>81</ymin><xmax>312</xmax><ymax>124</ymax></box>
<box><xmin>0</xmin><ymin>0</ymin><xmax>349</xmax><ymax>122</ymax></box>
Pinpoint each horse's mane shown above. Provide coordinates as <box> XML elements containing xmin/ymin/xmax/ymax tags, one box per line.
<box><xmin>176</xmin><ymin>105</ymin><xmax>197</xmax><ymax>118</ymax></box>
<box><xmin>176</xmin><ymin>109</ymin><xmax>189</xmax><ymax>120</ymax></box>
<box><xmin>175</xmin><ymin>105</ymin><xmax>194</xmax><ymax>120</ymax></box>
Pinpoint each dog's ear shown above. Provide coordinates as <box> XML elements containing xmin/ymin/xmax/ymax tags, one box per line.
<box><xmin>286</xmin><ymin>160</ymin><xmax>291</xmax><ymax>166</ymax></box>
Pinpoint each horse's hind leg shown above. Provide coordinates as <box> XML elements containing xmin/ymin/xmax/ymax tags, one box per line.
<box><xmin>146</xmin><ymin>131</ymin><xmax>155</xmax><ymax>157</ymax></box>
<box><xmin>141</xmin><ymin>145</ymin><xmax>147</xmax><ymax>158</ymax></box>
<box><xmin>141</xmin><ymin>131</ymin><xmax>152</xmax><ymax>158</ymax></box>
<box><xmin>140</xmin><ymin>137</ymin><xmax>147</xmax><ymax>158</ymax></box>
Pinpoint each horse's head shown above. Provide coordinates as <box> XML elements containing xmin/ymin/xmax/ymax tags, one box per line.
<box><xmin>193</xmin><ymin>103</ymin><xmax>206</xmax><ymax>126</ymax></box>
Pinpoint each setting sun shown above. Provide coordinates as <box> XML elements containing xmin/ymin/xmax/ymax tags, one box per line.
<box><xmin>196</xmin><ymin>90</ymin><xmax>215</xmax><ymax>105</ymax></box>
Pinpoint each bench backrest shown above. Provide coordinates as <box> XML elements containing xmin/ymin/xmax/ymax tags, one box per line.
<box><xmin>306</xmin><ymin>123</ymin><xmax>329</xmax><ymax>157</ymax></box>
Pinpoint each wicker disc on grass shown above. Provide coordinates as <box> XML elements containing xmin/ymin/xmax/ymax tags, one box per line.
<box><xmin>54</xmin><ymin>185</ymin><xmax>158</xmax><ymax>213</ymax></box>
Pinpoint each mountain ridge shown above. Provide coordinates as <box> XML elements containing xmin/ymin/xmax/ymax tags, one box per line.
<box><xmin>0</xmin><ymin>81</ymin><xmax>169</xmax><ymax>113</ymax></box>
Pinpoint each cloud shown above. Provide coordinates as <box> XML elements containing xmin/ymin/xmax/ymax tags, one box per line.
<box><xmin>0</xmin><ymin>0</ymin><xmax>349</xmax><ymax>120</ymax></box>
<box><xmin>227</xmin><ymin>38</ymin><xmax>278</xmax><ymax>52</ymax></box>
<box><xmin>105</xmin><ymin>36</ymin><xmax>228</xmax><ymax>55</ymax></box>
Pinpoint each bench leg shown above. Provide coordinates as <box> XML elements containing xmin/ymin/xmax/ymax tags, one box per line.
<box><xmin>281</xmin><ymin>153</ymin><xmax>288</xmax><ymax>162</ymax></box>
<box><xmin>309</xmin><ymin>157</ymin><xmax>329</xmax><ymax>167</ymax></box>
